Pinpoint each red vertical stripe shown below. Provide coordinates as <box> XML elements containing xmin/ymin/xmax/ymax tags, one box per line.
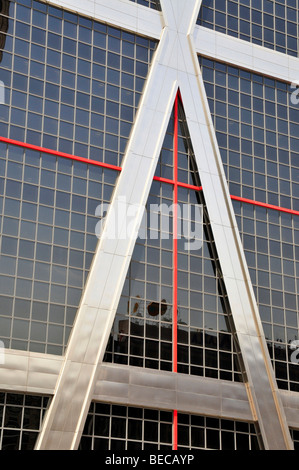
<box><xmin>173</xmin><ymin>409</ymin><xmax>178</xmax><ymax>451</ymax></box>
<box><xmin>173</xmin><ymin>93</ymin><xmax>178</xmax><ymax>375</ymax></box>
<box><xmin>173</xmin><ymin>93</ymin><xmax>179</xmax><ymax>450</ymax></box>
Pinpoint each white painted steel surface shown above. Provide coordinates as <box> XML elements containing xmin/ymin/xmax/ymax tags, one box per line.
<box><xmin>35</xmin><ymin>0</ymin><xmax>180</xmax><ymax>451</ymax></box>
<box><xmin>44</xmin><ymin>0</ymin><xmax>162</xmax><ymax>39</ymax></box>
<box><xmin>194</xmin><ymin>25</ymin><xmax>299</xmax><ymax>84</ymax></box>
<box><xmin>2</xmin><ymin>350</ymin><xmax>299</xmax><ymax>429</ymax></box>
<box><xmin>0</xmin><ymin>0</ymin><xmax>297</xmax><ymax>450</ymax></box>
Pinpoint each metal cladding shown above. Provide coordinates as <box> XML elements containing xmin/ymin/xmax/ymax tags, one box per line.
<box><xmin>0</xmin><ymin>0</ymin><xmax>298</xmax><ymax>451</ymax></box>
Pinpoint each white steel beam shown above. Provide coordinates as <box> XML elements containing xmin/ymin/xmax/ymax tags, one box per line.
<box><xmin>33</xmin><ymin>0</ymin><xmax>294</xmax><ymax>450</ymax></box>
<box><xmin>158</xmin><ymin>0</ymin><xmax>293</xmax><ymax>451</ymax></box>
<box><xmin>34</xmin><ymin>5</ymin><xmax>179</xmax><ymax>451</ymax></box>
<box><xmin>2</xmin><ymin>350</ymin><xmax>299</xmax><ymax>430</ymax></box>
<box><xmin>44</xmin><ymin>0</ymin><xmax>162</xmax><ymax>39</ymax></box>
<box><xmin>180</xmin><ymin>75</ymin><xmax>294</xmax><ymax>449</ymax></box>
<box><xmin>0</xmin><ymin>349</ymin><xmax>63</xmax><ymax>396</ymax></box>
<box><xmin>44</xmin><ymin>0</ymin><xmax>299</xmax><ymax>84</ymax></box>
<box><xmin>43</xmin><ymin>0</ymin><xmax>299</xmax><ymax>83</ymax></box>
<box><xmin>0</xmin><ymin>0</ymin><xmax>286</xmax><ymax>450</ymax></box>
<box><xmin>194</xmin><ymin>25</ymin><xmax>299</xmax><ymax>83</ymax></box>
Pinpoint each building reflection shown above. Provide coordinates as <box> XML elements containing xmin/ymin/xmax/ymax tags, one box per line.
<box><xmin>105</xmin><ymin>316</ymin><xmax>299</xmax><ymax>390</ymax></box>
<box><xmin>105</xmin><ymin>316</ymin><xmax>242</xmax><ymax>380</ymax></box>
<box><xmin>0</xmin><ymin>0</ymin><xmax>9</xmax><ymax>62</ymax></box>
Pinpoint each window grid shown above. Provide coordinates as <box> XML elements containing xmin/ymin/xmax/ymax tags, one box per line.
<box><xmin>198</xmin><ymin>0</ymin><xmax>299</xmax><ymax>57</ymax></box>
<box><xmin>105</xmin><ymin>101</ymin><xmax>243</xmax><ymax>383</ymax></box>
<box><xmin>0</xmin><ymin>392</ymin><xmax>50</xmax><ymax>450</ymax></box>
<box><xmin>0</xmin><ymin>0</ymin><xmax>157</xmax><ymax>167</ymax></box>
<box><xmin>233</xmin><ymin>200</ymin><xmax>299</xmax><ymax>392</ymax></box>
<box><xmin>80</xmin><ymin>403</ymin><xmax>173</xmax><ymax>451</ymax></box>
<box><xmin>199</xmin><ymin>56</ymin><xmax>299</xmax><ymax>213</ymax></box>
<box><xmin>177</xmin><ymin>413</ymin><xmax>260</xmax><ymax>450</ymax></box>
<box><xmin>105</xmin><ymin>179</ymin><xmax>174</xmax><ymax>373</ymax></box>
<box><xmin>79</xmin><ymin>402</ymin><xmax>260</xmax><ymax>450</ymax></box>
<box><xmin>129</xmin><ymin>0</ymin><xmax>161</xmax><ymax>10</ymax></box>
<box><xmin>176</xmin><ymin>186</ymin><xmax>242</xmax><ymax>382</ymax></box>
<box><xmin>0</xmin><ymin>142</ymin><xmax>118</xmax><ymax>355</ymax></box>
<box><xmin>290</xmin><ymin>428</ymin><xmax>299</xmax><ymax>450</ymax></box>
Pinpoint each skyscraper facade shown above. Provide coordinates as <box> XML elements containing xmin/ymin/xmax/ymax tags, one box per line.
<box><xmin>0</xmin><ymin>0</ymin><xmax>298</xmax><ymax>451</ymax></box>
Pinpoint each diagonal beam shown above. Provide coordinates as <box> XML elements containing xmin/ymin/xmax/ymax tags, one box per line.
<box><xmin>174</xmin><ymin>10</ymin><xmax>293</xmax><ymax>450</ymax></box>
<box><xmin>34</xmin><ymin>9</ymin><xmax>181</xmax><ymax>453</ymax></box>
<box><xmin>45</xmin><ymin>0</ymin><xmax>163</xmax><ymax>39</ymax></box>
<box><xmin>35</xmin><ymin>0</ymin><xmax>292</xmax><ymax>450</ymax></box>
<box><xmin>194</xmin><ymin>25</ymin><xmax>299</xmax><ymax>83</ymax></box>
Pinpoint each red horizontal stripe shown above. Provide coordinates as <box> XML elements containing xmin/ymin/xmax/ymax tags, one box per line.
<box><xmin>0</xmin><ymin>136</ymin><xmax>122</xmax><ymax>172</ymax></box>
<box><xmin>153</xmin><ymin>175</ymin><xmax>202</xmax><ymax>191</ymax></box>
<box><xmin>153</xmin><ymin>175</ymin><xmax>175</xmax><ymax>185</ymax></box>
<box><xmin>231</xmin><ymin>194</ymin><xmax>299</xmax><ymax>216</ymax></box>
<box><xmin>178</xmin><ymin>181</ymin><xmax>202</xmax><ymax>191</ymax></box>
<box><xmin>1</xmin><ymin>136</ymin><xmax>298</xmax><ymax>216</ymax></box>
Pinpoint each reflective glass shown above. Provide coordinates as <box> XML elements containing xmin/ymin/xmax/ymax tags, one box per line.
<box><xmin>79</xmin><ymin>402</ymin><xmax>260</xmax><ymax>450</ymax></box>
<box><xmin>0</xmin><ymin>392</ymin><xmax>49</xmax><ymax>450</ymax></box>
<box><xmin>199</xmin><ymin>57</ymin><xmax>299</xmax><ymax>212</ymax></box>
<box><xmin>233</xmin><ymin>200</ymin><xmax>299</xmax><ymax>392</ymax></box>
<box><xmin>104</xmin><ymin>102</ymin><xmax>243</xmax><ymax>382</ymax></box>
<box><xmin>198</xmin><ymin>0</ymin><xmax>299</xmax><ymax>57</ymax></box>
<box><xmin>0</xmin><ymin>0</ymin><xmax>157</xmax><ymax>167</ymax></box>
<box><xmin>128</xmin><ymin>0</ymin><xmax>161</xmax><ymax>11</ymax></box>
<box><xmin>0</xmin><ymin>142</ymin><xmax>119</xmax><ymax>355</ymax></box>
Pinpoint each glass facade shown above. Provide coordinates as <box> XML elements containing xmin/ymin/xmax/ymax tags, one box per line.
<box><xmin>0</xmin><ymin>0</ymin><xmax>297</xmax><ymax>452</ymax></box>
<box><xmin>198</xmin><ymin>0</ymin><xmax>299</xmax><ymax>57</ymax></box>
<box><xmin>129</xmin><ymin>0</ymin><xmax>161</xmax><ymax>10</ymax></box>
<box><xmin>0</xmin><ymin>0</ymin><xmax>157</xmax><ymax>356</ymax></box>
<box><xmin>0</xmin><ymin>142</ymin><xmax>119</xmax><ymax>354</ymax></box>
<box><xmin>0</xmin><ymin>0</ymin><xmax>157</xmax><ymax>167</ymax></box>
<box><xmin>177</xmin><ymin>413</ymin><xmax>259</xmax><ymax>450</ymax></box>
<box><xmin>0</xmin><ymin>392</ymin><xmax>49</xmax><ymax>450</ymax></box>
<box><xmin>79</xmin><ymin>402</ymin><xmax>259</xmax><ymax>450</ymax></box>
<box><xmin>0</xmin><ymin>1</ymin><xmax>9</xmax><ymax>62</ymax></box>
<box><xmin>290</xmin><ymin>428</ymin><xmax>299</xmax><ymax>449</ymax></box>
<box><xmin>199</xmin><ymin>57</ymin><xmax>299</xmax><ymax>392</ymax></box>
<box><xmin>105</xmin><ymin>100</ymin><xmax>243</xmax><ymax>382</ymax></box>
<box><xmin>199</xmin><ymin>57</ymin><xmax>299</xmax><ymax>212</ymax></box>
<box><xmin>104</xmin><ymin>178</ymin><xmax>175</xmax><ymax>372</ymax></box>
<box><xmin>234</xmin><ymin>201</ymin><xmax>299</xmax><ymax>391</ymax></box>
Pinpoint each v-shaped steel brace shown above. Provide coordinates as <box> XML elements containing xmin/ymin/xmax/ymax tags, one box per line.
<box><xmin>35</xmin><ymin>0</ymin><xmax>293</xmax><ymax>450</ymax></box>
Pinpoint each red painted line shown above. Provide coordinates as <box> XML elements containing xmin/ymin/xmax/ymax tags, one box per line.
<box><xmin>153</xmin><ymin>175</ymin><xmax>175</xmax><ymax>185</ymax></box>
<box><xmin>153</xmin><ymin>175</ymin><xmax>202</xmax><ymax>191</ymax></box>
<box><xmin>231</xmin><ymin>194</ymin><xmax>299</xmax><ymax>216</ymax></box>
<box><xmin>172</xmin><ymin>93</ymin><xmax>179</xmax><ymax>451</ymax></box>
<box><xmin>0</xmin><ymin>136</ymin><xmax>122</xmax><ymax>172</ymax></box>
<box><xmin>2</xmin><ymin>137</ymin><xmax>298</xmax><ymax>217</ymax></box>
<box><xmin>178</xmin><ymin>182</ymin><xmax>202</xmax><ymax>191</ymax></box>
<box><xmin>173</xmin><ymin>94</ymin><xmax>178</xmax><ymax>377</ymax></box>
<box><xmin>173</xmin><ymin>409</ymin><xmax>178</xmax><ymax>451</ymax></box>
